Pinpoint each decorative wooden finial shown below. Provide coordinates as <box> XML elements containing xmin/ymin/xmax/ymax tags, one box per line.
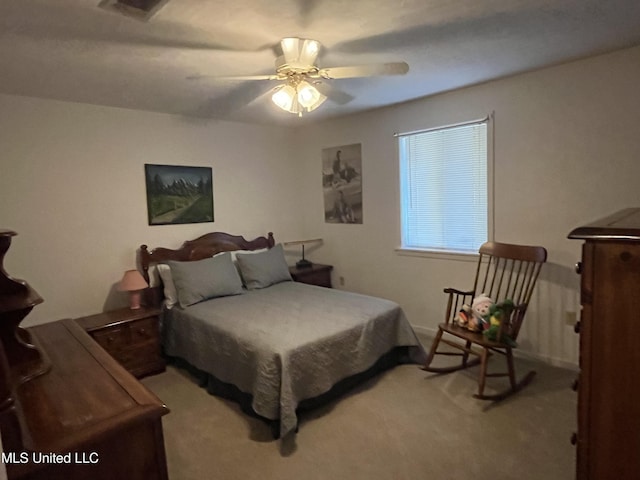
<box><xmin>0</xmin><ymin>230</ymin><xmax>50</xmax><ymax>384</ymax></box>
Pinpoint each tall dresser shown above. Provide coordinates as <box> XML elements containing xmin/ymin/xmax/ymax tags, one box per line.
<box><xmin>0</xmin><ymin>230</ymin><xmax>169</xmax><ymax>480</ymax></box>
<box><xmin>568</xmin><ymin>208</ymin><xmax>640</xmax><ymax>480</ymax></box>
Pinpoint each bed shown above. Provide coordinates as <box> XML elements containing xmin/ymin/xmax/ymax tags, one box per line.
<box><xmin>140</xmin><ymin>231</ymin><xmax>426</xmax><ymax>438</ymax></box>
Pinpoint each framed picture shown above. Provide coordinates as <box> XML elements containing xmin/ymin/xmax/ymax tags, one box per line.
<box><xmin>322</xmin><ymin>143</ymin><xmax>363</xmax><ymax>224</ymax></box>
<box><xmin>144</xmin><ymin>164</ymin><xmax>214</xmax><ymax>225</ymax></box>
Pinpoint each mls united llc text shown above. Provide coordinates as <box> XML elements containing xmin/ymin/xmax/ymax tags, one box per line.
<box><xmin>2</xmin><ymin>451</ymin><xmax>99</xmax><ymax>464</ymax></box>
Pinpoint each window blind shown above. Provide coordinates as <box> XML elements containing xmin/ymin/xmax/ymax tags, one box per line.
<box><xmin>399</xmin><ymin>120</ymin><xmax>488</xmax><ymax>253</ymax></box>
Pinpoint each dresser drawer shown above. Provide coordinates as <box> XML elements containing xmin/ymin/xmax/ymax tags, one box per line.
<box><xmin>112</xmin><ymin>343</ymin><xmax>162</xmax><ymax>368</ymax></box>
<box><xmin>92</xmin><ymin>325</ymin><xmax>128</xmax><ymax>351</ymax></box>
<box><xmin>129</xmin><ymin>317</ymin><xmax>160</xmax><ymax>345</ymax></box>
<box><xmin>296</xmin><ymin>270</ymin><xmax>331</xmax><ymax>287</ymax></box>
<box><xmin>92</xmin><ymin>317</ymin><xmax>159</xmax><ymax>349</ymax></box>
<box><xmin>289</xmin><ymin>264</ymin><xmax>333</xmax><ymax>288</ymax></box>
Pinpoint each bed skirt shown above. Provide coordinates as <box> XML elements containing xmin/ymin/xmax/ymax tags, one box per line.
<box><xmin>165</xmin><ymin>346</ymin><xmax>416</xmax><ymax>439</ymax></box>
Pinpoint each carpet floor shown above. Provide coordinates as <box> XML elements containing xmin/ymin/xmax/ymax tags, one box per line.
<box><xmin>142</xmin><ymin>344</ymin><xmax>577</xmax><ymax>480</ymax></box>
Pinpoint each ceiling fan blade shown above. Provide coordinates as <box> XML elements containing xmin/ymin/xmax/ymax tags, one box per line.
<box><xmin>313</xmin><ymin>83</ymin><xmax>354</xmax><ymax>105</ymax></box>
<box><xmin>197</xmin><ymin>82</ymin><xmax>275</xmax><ymax>118</ymax></box>
<box><xmin>188</xmin><ymin>74</ymin><xmax>280</xmax><ymax>81</ymax></box>
<box><xmin>333</xmin><ymin>6</ymin><xmax>560</xmax><ymax>55</ymax></box>
<box><xmin>319</xmin><ymin>62</ymin><xmax>409</xmax><ymax>79</ymax></box>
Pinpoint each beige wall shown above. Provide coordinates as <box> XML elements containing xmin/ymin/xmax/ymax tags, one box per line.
<box><xmin>294</xmin><ymin>45</ymin><xmax>640</xmax><ymax>367</ymax></box>
<box><xmin>3</xmin><ymin>45</ymin><xmax>640</xmax><ymax>367</ymax></box>
<box><xmin>0</xmin><ymin>95</ymin><xmax>300</xmax><ymax>324</ymax></box>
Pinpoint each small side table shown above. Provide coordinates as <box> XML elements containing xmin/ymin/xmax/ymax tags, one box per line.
<box><xmin>75</xmin><ymin>305</ymin><xmax>165</xmax><ymax>378</ymax></box>
<box><xmin>289</xmin><ymin>263</ymin><xmax>333</xmax><ymax>288</ymax></box>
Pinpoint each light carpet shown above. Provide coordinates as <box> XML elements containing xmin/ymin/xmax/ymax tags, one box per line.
<box><xmin>142</xmin><ymin>349</ymin><xmax>577</xmax><ymax>480</ymax></box>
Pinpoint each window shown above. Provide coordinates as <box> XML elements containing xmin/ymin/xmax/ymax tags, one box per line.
<box><xmin>398</xmin><ymin>117</ymin><xmax>491</xmax><ymax>254</ymax></box>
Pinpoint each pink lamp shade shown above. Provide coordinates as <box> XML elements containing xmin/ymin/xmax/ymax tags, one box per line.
<box><xmin>118</xmin><ymin>269</ymin><xmax>148</xmax><ymax>309</ymax></box>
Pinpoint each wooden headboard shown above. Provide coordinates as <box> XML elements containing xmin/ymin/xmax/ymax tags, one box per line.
<box><xmin>139</xmin><ymin>231</ymin><xmax>275</xmax><ymax>306</ymax></box>
<box><xmin>140</xmin><ymin>231</ymin><xmax>275</xmax><ymax>279</ymax></box>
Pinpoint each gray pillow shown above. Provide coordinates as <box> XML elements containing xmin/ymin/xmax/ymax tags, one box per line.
<box><xmin>236</xmin><ymin>244</ymin><xmax>292</xmax><ymax>290</ymax></box>
<box><xmin>168</xmin><ymin>252</ymin><xmax>243</xmax><ymax>307</ymax></box>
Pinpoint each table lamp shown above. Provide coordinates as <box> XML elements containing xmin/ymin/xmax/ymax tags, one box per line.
<box><xmin>118</xmin><ymin>269</ymin><xmax>148</xmax><ymax>309</ymax></box>
<box><xmin>283</xmin><ymin>238</ymin><xmax>323</xmax><ymax>268</ymax></box>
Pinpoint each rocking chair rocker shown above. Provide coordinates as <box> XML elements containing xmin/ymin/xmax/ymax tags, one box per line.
<box><xmin>422</xmin><ymin>241</ymin><xmax>547</xmax><ymax>400</ymax></box>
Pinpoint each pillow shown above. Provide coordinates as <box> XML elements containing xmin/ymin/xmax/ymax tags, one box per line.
<box><xmin>233</xmin><ymin>248</ymin><xmax>268</xmax><ymax>262</ymax></box>
<box><xmin>236</xmin><ymin>244</ymin><xmax>292</xmax><ymax>290</ymax></box>
<box><xmin>215</xmin><ymin>248</ymin><xmax>268</xmax><ymax>264</ymax></box>
<box><xmin>156</xmin><ymin>264</ymin><xmax>178</xmax><ymax>309</ymax></box>
<box><xmin>168</xmin><ymin>252</ymin><xmax>243</xmax><ymax>308</ymax></box>
<box><xmin>147</xmin><ymin>264</ymin><xmax>161</xmax><ymax>288</ymax></box>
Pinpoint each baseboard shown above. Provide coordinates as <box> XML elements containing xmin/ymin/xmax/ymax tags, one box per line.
<box><xmin>411</xmin><ymin>324</ymin><xmax>579</xmax><ymax>371</ymax></box>
<box><xmin>411</xmin><ymin>325</ymin><xmax>435</xmax><ymax>339</ymax></box>
<box><xmin>514</xmin><ymin>350</ymin><xmax>579</xmax><ymax>371</ymax></box>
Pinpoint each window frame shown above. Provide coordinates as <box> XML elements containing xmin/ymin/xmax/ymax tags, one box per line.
<box><xmin>395</xmin><ymin>114</ymin><xmax>495</xmax><ymax>259</ymax></box>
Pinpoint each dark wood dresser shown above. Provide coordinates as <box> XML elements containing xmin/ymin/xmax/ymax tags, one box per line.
<box><xmin>568</xmin><ymin>208</ymin><xmax>640</xmax><ymax>480</ymax></box>
<box><xmin>0</xmin><ymin>230</ymin><xmax>169</xmax><ymax>480</ymax></box>
<box><xmin>4</xmin><ymin>319</ymin><xmax>169</xmax><ymax>480</ymax></box>
<box><xmin>289</xmin><ymin>263</ymin><xmax>333</xmax><ymax>287</ymax></box>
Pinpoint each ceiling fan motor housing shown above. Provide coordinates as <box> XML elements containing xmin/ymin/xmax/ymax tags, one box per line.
<box><xmin>275</xmin><ymin>37</ymin><xmax>321</xmax><ymax>76</ymax></box>
<box><xmin>275</xmin><ymin>56</ymin><xmax>318</xmax><ymax>75</ymax></box>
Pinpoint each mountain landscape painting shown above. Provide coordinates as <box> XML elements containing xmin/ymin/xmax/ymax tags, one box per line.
<box><xmin>145</xmin><ymin>164</ymin><xmax>214</xmax><ymax>225</ymax></box>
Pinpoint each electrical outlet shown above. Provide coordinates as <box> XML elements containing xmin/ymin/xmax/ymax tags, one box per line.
<box><xmin>565</xmin><ymin>311</ymin><xmax>577</xmax><ymax>326</ymax></box>
<box><xmin>339</xmin><ymin>276</ymin><xmax>345</xmax><ymax>286</ymax></box>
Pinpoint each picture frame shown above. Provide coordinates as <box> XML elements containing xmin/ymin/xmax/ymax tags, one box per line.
<box><xmin>322</xmin><ymin>144</ymin><xmax>363</xmax><ymax>224</ymax></box>
<box><xmin>144</xmin><ymin>164</ymin><xmax>214</xmax><ymax>225</ymax></box>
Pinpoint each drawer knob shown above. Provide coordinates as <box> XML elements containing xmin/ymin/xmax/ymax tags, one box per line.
<box><xmin>574</xmin><ymin>321</ymin><xmax>581</xmax><ymax>334</ymax></box>
<box><xmin>575</xmin><ymin>262</ymin><xmax>582</xmax><ymax>274</ymax></box>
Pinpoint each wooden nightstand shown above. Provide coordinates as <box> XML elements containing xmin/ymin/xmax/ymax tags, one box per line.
<box><xmin>289</xmin><ymin>263</ymin><xmax>333</xmax><ymax>288</ymax></box>
<box><xmin>75</xmin><ymin>305</ymin><xmax>165</xmax><ymax>378</ymax></box>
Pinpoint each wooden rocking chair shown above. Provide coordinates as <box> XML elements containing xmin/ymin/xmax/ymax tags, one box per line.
<box><xmin>422</xmin><ymin>241</ymin><xmax>547</xmax><ymax>400</ymax></box>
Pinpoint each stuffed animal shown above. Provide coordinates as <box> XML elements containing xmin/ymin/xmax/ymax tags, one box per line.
<box><xmin>470</xmin><ymin>294</ymin><xmax>493</xmax><ymax>332</ymax></box>
<box><xmin>483</xmin><ymin>299</ymin><xmax>517</xmax><ymax>346</ymax></box>
<box><xmin>455</xmin><ymin>304</ymin><xmax>473</xmax><ymax>328</ymax></box>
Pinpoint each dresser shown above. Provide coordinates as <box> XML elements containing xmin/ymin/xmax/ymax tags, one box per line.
<box><xmin>0</xmin><ymin>230</ymin><xmax>169</xmax><ymax>480</ymax></box>
<box><xmin>75</xmin><ymin>306</ymin><xmax>165</xmax><ymax>378</ymax></box>
<box><xmin>568</xmin><ymin>208</ymin><xmax>640</xmax><ymax>480</ymax></box>
<box><xmin>4</xmin><ymin>319</ymin><xmax>169</xmax><ymax>480</ymax></box>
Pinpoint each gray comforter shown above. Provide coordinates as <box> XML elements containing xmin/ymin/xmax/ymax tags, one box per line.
<box><xmin>162</xmin><ymin>281</ymin><xmax>425</xmax><ymax>437</ymax></box>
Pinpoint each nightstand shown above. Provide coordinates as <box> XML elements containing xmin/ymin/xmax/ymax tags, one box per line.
<box><xmin>289</xmin><ymin>263</ymin><xmax>333</xmax><ymax>288</ymax></box>
<box><xmin>75</xmin><ymin>305</ymin><xmax>165</xmax><ymax>378</ymax></box>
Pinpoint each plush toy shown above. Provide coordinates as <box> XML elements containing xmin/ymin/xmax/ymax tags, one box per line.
<box><xmin>470</xmin><ymin>294</ymin><xmax>493</xmax><ymax>332</ymax></box>
<box><xmin>455</xmin><ymin>304</ymin><xmax>473</xmax><ymax>328</ymax></box>
<box><xmin>483</xmin><ymin>299</ymin><xmax>517</xmax><ymax>346</ymax></box>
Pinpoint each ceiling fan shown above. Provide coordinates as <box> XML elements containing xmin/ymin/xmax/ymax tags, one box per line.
<box><xmin>192</xmin><ymin>37</ymin><xmax>409</xmax><ymax>117</ymax></box>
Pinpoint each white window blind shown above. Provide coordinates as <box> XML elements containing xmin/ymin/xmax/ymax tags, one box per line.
<box><xmin>399</xmin><ymin>119</ymin><xmax>488</xmax><ymax>253</ymax></box>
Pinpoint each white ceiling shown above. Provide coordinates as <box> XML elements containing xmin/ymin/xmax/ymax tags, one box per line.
<box><xmin>2</xmin><ymin>0</ymin><xmax>640</xmax><ymax>126</ymax></box>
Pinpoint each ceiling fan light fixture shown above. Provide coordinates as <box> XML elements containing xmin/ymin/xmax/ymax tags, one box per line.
<box><xmin>297</xmin><ymin>82</ymin><xmax>326</xmax><ymax>111</ymax></box>
<box><xmin>271</xmin><ymin>80</ymin><xmax>326</xmax><ymax>116</ymax></box>
<box><xmin>271</xmin><ymin>84</ymin><xmax>296</xmax><ymax>112</ymax></box>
